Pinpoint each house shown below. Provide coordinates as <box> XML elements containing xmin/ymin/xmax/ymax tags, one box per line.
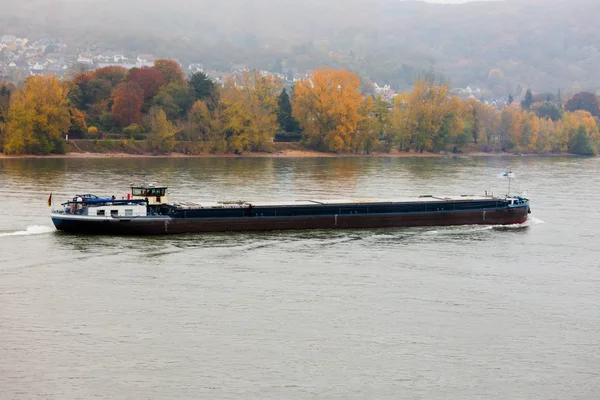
<box><xmin>7</xmin><ymin>60</ymin><xmax>28</xmax><ymax>69</ymax></box>
<box><xmin>31</xmin><ymin>61</ymin><xmax>46</xmax><ymax>70</ymax></box>
<box><xmin>374</xmin><ymin>83</ymin><xmax>391</xmax><ymax>94</ymax></box>
<box><xmin>1</xmin><ymin>35</ymin><xmax>17</xmax><ymax>45</ymax></box>
<box><xmin>15</xmin><ymin>38</ymin><xmax>28</xmax><ymax>48</ymax></box>
<box><xmin>46</xmin><ymin>65</ymin><xmax>68</xmax><ymax>78</ymax></box>
<box><xmin>137</xmin><ymin>54</ymin><xmax>155</xmax><ymax>63</ymax></box>
<box><xmin>188</xmin><ymin>63</ymin><xmax>204</xmax><ymax>73</ymax></box>
<box><xmin>77</xmin><ymin>52</ymin><xmax>94</xmax><ymax>64</ymax></box>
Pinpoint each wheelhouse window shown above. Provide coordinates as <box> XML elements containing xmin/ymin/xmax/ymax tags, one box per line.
<box><xmin>97</xmin><ymin>210</ymin><xmax>105</xmax><ymax>216</ymax></box>
<box><xmin>125</xmin><ymin>209</ymin><xmax>133</xmax><ymax>216</ymax></box>
<box><xmin>110</xmin><ymin>210</ymin><xmax>119</xmax><ymax>217</ymax></box>
<box><xmin>132</xmin><ymin>188</ymin><xmax>166</xmax><ymax>196</ymax></box>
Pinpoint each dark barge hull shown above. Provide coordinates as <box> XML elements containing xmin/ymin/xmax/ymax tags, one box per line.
<box><xmin>52</xmin><ymin>206</ymin><xmax>529</xmax><ymax>235</ymax></box>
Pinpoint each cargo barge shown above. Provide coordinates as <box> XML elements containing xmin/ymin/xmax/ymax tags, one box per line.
<box><xmin>50</xmin><ymin>183</ymin><xmax>531</xmax><ymax>235</ymax></box>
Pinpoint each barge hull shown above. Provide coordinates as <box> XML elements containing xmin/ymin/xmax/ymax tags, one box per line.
<box><xmin>52</xmin><ymin>206</ymin><xmax>529</xmax><ymax>235</ymax></box>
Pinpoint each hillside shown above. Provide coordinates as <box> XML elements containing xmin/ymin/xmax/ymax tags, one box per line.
<box><xmin>1</xmin><ymin>0</ymin><xmax>599</xmax><ymax>94</ymax></box>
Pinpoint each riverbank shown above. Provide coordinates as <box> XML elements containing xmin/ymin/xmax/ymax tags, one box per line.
<box><xmin>0</xmin><ymin>149</ymin><xmax>452</xmax><ymax>159</ymax></box>
<box><xmin>0</xmin><ymin>149</ymin><xmax>578</xmax><ymax>159</ymax></box>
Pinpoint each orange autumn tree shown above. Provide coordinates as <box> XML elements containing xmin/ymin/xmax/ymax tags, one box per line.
<box><xmin>154</xmin><ymin>59</ymin><xmax>186</xmax><ymax>86</ymax></box>
<box><xmin>112</xmin><ymin>82</ymin><xmax>144</xmax><ymax>127</ymax></box>
<box><xmin>4</xmin><ymin>75</ymin><xmax>71</xmax><ymax>154</ymax></box>
<box><xmin>293</xmin><ymin>67</ymin><xmax>365</xmax><ymax>152</ymax></box>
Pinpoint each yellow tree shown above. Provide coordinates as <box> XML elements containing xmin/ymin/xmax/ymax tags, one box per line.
<box><xmin>4</xmin><ymin>75</ymin><xmax>71</xmax><ymax>154</ymax></box>
<box><xmin>520</xmin><ymin>111</ymin><xmax>540</xmax><ymax>152</ymax></box>
<box><xmin>293</xmin><ymin>67</ymin><xmax>364</xmax><ymax>152</ymax></box>
<box><xmin>146</xmin><ymin>106</ymin><xmax>177</xmax><ymax>154</ymax></box>
<box><xmin>572</xmin><ymin>110</ymin><xmax>599</xmax><ymax>143</ymax></box>
<box><xmin>552</xmin><ymin>119</ymin><xmax>571</xmax><ymax>152</ymax></box>
<box><xmin>536</xmin><ymin>117</ymin><xmax>554</xmax><ymax>153</ymax></box>
<box><xmin>185</xmin><ymin>100</ymin><xmax>226</xmax><ymax>153</ymax></box>
<box><xmin>499</xmin><ymin>105</ymin><xmax>522</xmax><ymax>152</ymax></box>
<box><xmin>220</xmin><ymin>70</ymin><xmax>282</xmax><ymax>153</ymax></box>
<box><xmin>350</xmin><ymin>96</ymin><xmax>379</xmax><ymax>154</ymax></box>
<box><xmin>391</xmin><ymin>93</ymin><xmax>412</xmax><ymax>151</ymax></box>
<box><xmin>393</xmin><ymin>79</ymin><xmax>464</xmax><ymax>153</ymax></box>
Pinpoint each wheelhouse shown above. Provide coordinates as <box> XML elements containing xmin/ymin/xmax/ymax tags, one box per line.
<box><xmin>130</xmin><ymin>184</ymin><xmax>169</xmax><ymax>205</ymax></box>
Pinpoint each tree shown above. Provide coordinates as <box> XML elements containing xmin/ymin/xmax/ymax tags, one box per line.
<box><xmin>151</xmin><ymin>82</ymin><xmax>195</xmax><ymax>121</ymax></box>
<box><xmin>499</xmin><ymin>106</ymin><xmax>522</xmax><ymax>152</ymax></box>
<box><xmin>372</xmin><ymin>96</ymin><xmax>391</xmax><ymax>150</ymax></box>
<box><xmin>391</xmin><ymin>79</ymin><xmax>464</xmax><ymax>153</ymax></box>
<box><xmin>68</xmin><ymin>108</ymin><xmax>88</xmax><ymax>138</ymax></box>
<box><xmin>127</xmin><ymin>66</ymin><xmax>167</xmax><ymax>102</ymax></box>
<box><xmin>276</xmin><ymin>88</ymin><xmax>300</xmax><ymax>133</ymax></box>
<box><xmin>93</xmin><ymin>66</ymin><xmax>128</xmax><ymax>87</ymax></box>
<box><xmin>189</xmin><ymin>71</ymin><xmax>218</xmax><ymax>105</ymax></box>
<box><xmin>146</xmin><ymin>106</ymin><xmax>177</xmax><ymax>153</ymax></box>
<box><xmin>521</xmin><ymin>89</ymin><xmax>534</xmax><ymax>111</ymax></box>
<box><xmin>112</xmin><ymin>82</ymin><xmax>144</xmax><ymax>127</ymax></box>
<box><xmin>0</xmin><ymin>83</ymin><xmax>14</xmax><ymax>152</ymax></box>
<box><xmin>569</xmin><ymin>125</ymin><xmax>596</xmax><ymax>155</ymax></box>
<box><xmin>220</xmin><ymin>70</ymin><xmax>282</xmax><ymax>152</ymax></box>
<box><xmin>0</xmin><ymin>83</ymin><xmax>15</xmax><ymax>123</ymax></box>
<box><xmin>508</xmin><ymin>93</ymin><xmax>514</xmax><ymax>105</ymax></box>
<box><xmin>565</xmin><ymin>92</ymin><xmax>600</xmax><ymax>118</ymax></box>
<box><xmin>4</xmin><ymin>75</ymin><xmax>71</xmax><ymax>154</ymax></box>
<box><xmin>184</xmin><ymin>100</ymin><xmax>226</xmax><ymax>153</ymax></box>
<box><xmin>532</xmin><ymin>102</ymin><xmax>563</xmax><ymax>121</ymax></box>
<box><xmin>293</xmin><ymin>67</ymin><xmax>365</xmax><ymax>152</ymax></box>
<box><xmin>154</xmin><ymin>59</ymin><xmax>186</xmax><ymax>85</ymax></box>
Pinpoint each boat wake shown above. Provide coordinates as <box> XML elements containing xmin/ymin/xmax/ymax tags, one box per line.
<box><xmin>0</xmin><ymin>225</ymin><xmax>55</xmax><ymax>238</ymax></box>
<box><xmin>421</xmin><ymin>216</ymin><xmax>544</xmax><ymax>236</ymax></box>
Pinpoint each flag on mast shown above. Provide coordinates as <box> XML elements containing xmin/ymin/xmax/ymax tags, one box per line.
<box><xmin>47</xmin><ymin>193</ymin><xmax>52</xmax><ymax>207</ymax></box>
<box><xmin>497</xmin><ymin>171</ymin><xmax>516</xmax><ymax>179</ymax></box>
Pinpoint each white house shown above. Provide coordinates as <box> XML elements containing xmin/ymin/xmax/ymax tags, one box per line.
<box><xmin>137</xmin><ymin>54</ymin><xmax>155</xmax><ymax>63</ymax></box>
<box><xmin>77</xmin><ymin>53</ymin><xmax>94</xmax><ymax>64</ymax></box>
<box><xmin>1</xmin><ymin>35</ymin><xmax>16</xmax><ymax>45</ymax></box>
<box><xmin>188</xmin><ymin>63</ymin><xmax>204</xmax><ymax>73</ymax></box>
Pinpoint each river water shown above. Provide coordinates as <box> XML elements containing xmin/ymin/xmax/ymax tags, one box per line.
<box><xmin>0</xmin><ymin>156</ymin><xmax>599</xmax><ymax>400</ymax></box>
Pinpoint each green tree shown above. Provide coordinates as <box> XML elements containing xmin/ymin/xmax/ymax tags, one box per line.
<box><xmin>569</xmin><ymin>125</ymin><xmax>596</xmax><ymax>155</ymax></box>
<box><xmin>532</xmin><ymin>102</ymin><xmax>563</xmax><ymax>122</ymax></box>
<box><xmin>151</xmin><ymin>83</ymin><xmax>195</xmax><ymax>121</ymax></box>
<box><xmin>189</xmin><ymin>72</ymin><xmax>217</xmax><ymax>101</ymax></box>
<box><xmin>521</xmin><ymin>89</ymin><xmax>534</xmax><ymax>111</ymax></box>
<box><xmin>276</xmin><ymin>88</ymin><xmax>300</xmax><ymax>133</ymax></box>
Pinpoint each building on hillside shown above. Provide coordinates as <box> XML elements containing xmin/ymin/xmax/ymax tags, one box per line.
<box><xmin>137</xmin><ymin>54</ymin><xmax>155</xmax><ymax>64</ymax></box>
<box><xmin>77</xmin><ymin>52</ymin><xmax>94</xmax><ymax>65</ymax></box>
<box><xmin>7</xmin><ymin>60</ymin><xmax>28</xmax><ymax>69</ymax></box>
<box><xmin>30</xmin><ymin>61</ymin><xmax>47</xmax><ymax>75</ymax></box>
<box><xmin>15</xmin><ymin>38</ymin><xmax>28</xmax><ymax>48</ymax></box>
<box><xmin>188</xmin><ymin>63</ymin><xmax>204</xmax><ymax>74</ymax></box>
<box><xmin>46</xmin><ymin>65</ymin><xmax>69</xmax><ymax>78</ymax></box>
<box><xmin>1</xmin><ymin>35</ymin><xmax>17</xmax><ymax>45</ymax></box>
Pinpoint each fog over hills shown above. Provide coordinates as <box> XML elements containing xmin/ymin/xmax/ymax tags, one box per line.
<box><xmin>1</xmin><ymin>0</ymin><xmax>598</xmax><ymax>94</ymax></box>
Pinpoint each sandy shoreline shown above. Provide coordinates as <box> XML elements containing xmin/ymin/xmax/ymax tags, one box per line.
<box><xmin>0</xmin><ymin>149</ymin><xmax>445</xmax><ymax>159</ymax></box>
<box><xmin>0</xmin><ymin>149</ymin><xmax>574</xmax><ymax>159</ymax></box>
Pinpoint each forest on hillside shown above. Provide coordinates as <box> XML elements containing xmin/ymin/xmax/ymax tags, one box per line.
<box><xmin>0</xmin><ymin>0</ymin><xmax>599</xmax><ymax>94</ymax></box>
